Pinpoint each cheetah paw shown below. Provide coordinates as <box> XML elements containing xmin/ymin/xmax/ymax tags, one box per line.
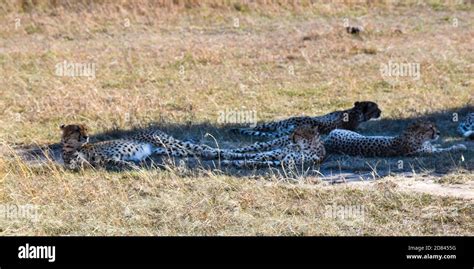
<box><xmin>454</xmin><ymin>144</ymin><xmax>467</xmax><ymax>151</ymax></box>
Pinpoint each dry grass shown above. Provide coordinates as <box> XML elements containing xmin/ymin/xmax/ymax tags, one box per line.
<box><xmin>0</xmin><ymin>1</ymin><xmax>473</xmax><ymax>235</ymax></box>
<box><xmin>1</xmin><ymin>155</ymin><xmax>472</xmax><ymax>235</ymax></box>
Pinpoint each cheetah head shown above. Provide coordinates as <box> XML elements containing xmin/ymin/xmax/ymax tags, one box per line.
<box><xmin>404</xmin><ymin>121</ymin><xmax>440</xmax><ymax>142</ymax></box>
<box><xmin>60</xmin><ymin>124</ymin><xmax>89</xmax><ymax>146</ymax></box>
<box><xmin>353</xmin><ymin>101</ymin><xmax>381</xmax><ymax>122</ymax></box>
<box><xmin>290</xmin><ymin>125</ymin><xmax>321</xmax><ymax>145</ymax></box>
<box><xmin>459</xmin><ymin>113</ymin><xmax>474</xmax><ymax>140</ymax></box>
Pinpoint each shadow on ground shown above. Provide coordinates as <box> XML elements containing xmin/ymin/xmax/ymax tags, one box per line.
<box><xmin>14</xmin><ymin>105</ymin><xmax>473</xmax><ymax>182</ymax></box>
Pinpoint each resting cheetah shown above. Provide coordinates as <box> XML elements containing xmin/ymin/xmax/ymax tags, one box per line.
<box><xmin>60</xmin><ymin>124</ymin><xmax>247</xmax><ymax>170</ymax></box>
<box><xmin>458</xmin><ymin>112</ymin><xmax>474</xmax><ymax>140</ymax></box>
<box><xmin>324</xmin><ymin>121</ymin><xmax>467</xmax><ymax>157</ymax></box>
<box><xmin>61</xmin><ymin>124</ymin><xmax>151</xmax><ymax>170</ymax></box>
<box><xmin>232</xmin><ymin>101</ymin><xmax>381</xmax><ymax>138</ymax></box>
<box><xmin>221</xmin><ymin>125</ymin><xmax>326</xmax><ymax>167</ymax></box>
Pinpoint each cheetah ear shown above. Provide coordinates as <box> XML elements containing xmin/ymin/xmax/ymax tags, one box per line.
<box><xmin>60</xmin><ymin>124</ymin><xmax>65</xmax><ymax>130</ymax></box>
<box><xmin>78</xmin><ymin>124</ymin><xmax>88</xmax><ymax>132</ymax></box>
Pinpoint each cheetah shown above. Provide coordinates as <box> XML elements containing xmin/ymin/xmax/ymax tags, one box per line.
<box><xmin>232</xmin><ymin>101</ymin><xmax>381</xmax><ymax>138</ymax></box>
<box><xmin>221</xmin><ymin>125</ymin><xmax>326</xmax><ymax>167</ymax></box>
<box><xmin>458</xmin><ymin>112</ymin><xmax>474</xmax><ymax>140</ymax></box>
<box><xmin>324</xmin><ymin>121</ymin><xmax>467</xmax><ymax>157</ymax></box>
<box><xmin>60</xmin><ymin>124</ymin><xmax>248</xmax><ymax>170</ymax></box>
<box><xmin>60</xmin><ymin>124</ymin><xmax>151</xmax><ymax>170</ymax></box>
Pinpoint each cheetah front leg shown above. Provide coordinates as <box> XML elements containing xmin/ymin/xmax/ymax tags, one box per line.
<box><xmin>221</xmin><ymin>159</ymin><xmax>282</xmax><ymax>168</ymax></box>
<box><xmin>66</xmin><ymin>153</ymin><xmax>95</xmax><ymax>170</ymax></box>
<box><xmin>220</xmin><ymin>150</ymin><xmax>287</xmax><ymax>167</ymax></box>
<box><xmin>238</xmin><ymin>150</ymin><xmax>286</xmax><ymax>162</ymax></box>
<box><xmin>149</xmin><ymin>139</ymin><xmax>248</xmax><ymax>160</ymax></box>
<box><xmin>282</xmin><ymin>154</ymin><xmax>321</xmax><ymax>165</ymax></box>
<box><xmin>226</xmin><ymin>137</ymin><xmax>291</xmax><ymax>153</ymax></box>
<box><xmin>431</xmin><ymin>144</ymin><xmax>467</xmax><ymax>153</ymax></box>
<box><xmin>221</xmin><ymin>154</ymin><xmax>321</xmax><ymax>168</ymax></box>
<box><xmin>106</xmin><ymin>159</ymin><xmax>140</xmax><ymax>170</ymax></box>
<box><xmin>195</xmin><ymin>149</ymin><xmax>255</xmax><ymax>160</ymax></box>
<box><xmin>150</xmin><ymin>134</ymin><xmax>258</xmax><ymax>160</ymax></box>
<box><xmin>415</xmin><ymin>142</ymin><xmax>467</xmax><ymax>154</ymax></box>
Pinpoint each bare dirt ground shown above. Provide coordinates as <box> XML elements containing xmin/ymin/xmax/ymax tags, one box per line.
<box><xmin>0</xmin><ymin>1</ymin><xmax>473</xmax><ymax>235</ymax></box>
